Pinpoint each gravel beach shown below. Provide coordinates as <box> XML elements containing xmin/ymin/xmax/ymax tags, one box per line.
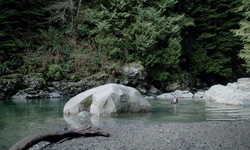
<box><xmin>38</xmin><ymin>120</ymin><xmax>250</xmax><ymax>150</ymax></box>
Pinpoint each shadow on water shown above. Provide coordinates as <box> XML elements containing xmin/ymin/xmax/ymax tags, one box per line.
<box><xmin>1</xmin><ymin>98</ymin><xmax>250</xmax><ymax>149</ymax></box>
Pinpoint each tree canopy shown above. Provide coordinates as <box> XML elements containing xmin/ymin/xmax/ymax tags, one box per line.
<box><xmin>234</xmin><ymin>0</ymin><xmax>250</xmax><ymax>73</ymax></box>
<box><xmin>0</xmin><ymin>0</ymin><xmax>248</xmax><ymax>86</ymax></box>
<box><xmin>0</xmin><ymin>0</ymin><xmax>48</xmax><ymax>74</ymax></box>
<box><xmin>80</xmin><ymin>0</ymin><xmax>193</xmax><ymax>81</ymax></box>
<box><xmin>177</xmin><ymin>0</ymin><xmax>243</xmax><ymax>84</ymax></box>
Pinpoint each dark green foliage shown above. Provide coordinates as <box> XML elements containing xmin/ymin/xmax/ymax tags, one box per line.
<box><xmin>0</xmin><ymin>1</ymin><xmax>22</xmax><ymax>74</ymax></box>
<box><xmin>37</xmin><ymin>27</ymin><xmax>71</xmax><ymax>57</ymax></box>
<box><xmin>0</xmin><ymin>0</ymin><xmax>48</xmax><ymax>75</ymax></box>
<box><xmin>0</xmin><ymin>0</ymin><xmax>248</xmax><ymax>87</ymax></box>
<box><xmin>19</xmin><ymin>27</ymin><xmax>73</xmax><ymax>75</ymax></box>
<box><xmin>179</xmin><ymin>0</ymin><xmax>243</xmax><ymax>83</ymax></box>
<box><xmin>234</xmin><ymin>0</ymin><xmax>250</xmax><ymax>73</ymax></box>
<box><xmin>44</xmin><ymin>64</ymin><xmax>71</xmax><ymax>81</ymax></box>
<box><xmin>82</xmin><ymin>0</ymin><xmax>192</xmax><ymax>81</ymax></box>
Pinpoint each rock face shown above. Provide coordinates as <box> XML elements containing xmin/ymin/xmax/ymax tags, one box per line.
<box><xmin>0</xmin><ymin>74</ymin><xmax>24</xmax><ymax>100</ymax></box>
<box><xmin>123</xmin><ymin>62</ymin><xmax>149</xmax><ymax>93</ymax></box>
<box><xmin>11</xmin><ymin>74</ymin><xmax>62</xmax><ymax>99</ymax></box>
<box><xmin>123</xmin><ymin>62</ymin><xmax>147</xmax><ymax>81</ymax></box>
<box><xmin>205</xmin><ymin>78</ymin><xmax>250</xmax><ymax>105</ymax></box>
<box><xmin>63</xmin><ymin>83</ymin><xmax>152</xmax><ymax>116</ymax></box>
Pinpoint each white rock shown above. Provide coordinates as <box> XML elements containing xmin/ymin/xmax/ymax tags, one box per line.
<box><xmin>157</xmin><ymin>90</ymin><xmax>194</xmax><ymax>100</ymax></box>
<box><xmin>193</xmin><ymin>91</ymin><xmax>205</xmax><ymax>99</ymax></box>
<box><xmin>123</xmin><ymin>62</ymin><xmax>146</xmax><ymax>79</ymax></box>
<box><xmin>77</xmin><ymin>111</ymin><xmax>90</xmax><ymax>119</ymax></box>
<box><xmin>63</xmin><ymin>83</ymin><xmax>151</xmax><ymax>116</ymax></box>
<box><xmin>205</xmin><ymin>81</ymin><xmax>250</xmax><ymax>105</ymax></box>
<box><xmin>157</xmin><ymin>93</ymin><xmax>175</xmax><ymax>100</ymax></box>
<box><xmin>144</xmin><ymin>96</ymin><xmax>155</xmax><ymax>100</ymax></box>
<box><xmin>173</xmin><ymin>90</ymin><xmax>193</xmax><ymax>99</ymax></box>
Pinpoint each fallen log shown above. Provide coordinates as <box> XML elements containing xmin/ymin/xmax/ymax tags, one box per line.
<box><xmin>9</xmin><ymin>126</ymin><xmax>110</xmax><ymax>150</ymax></box>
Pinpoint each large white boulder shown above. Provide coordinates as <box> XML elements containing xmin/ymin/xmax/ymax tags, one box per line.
<box><xmin>63</xmin><ymin>83</ymin><xmax>151</xmax><ymax>116</ymax></box>
<box><xmin>205</xmin><ymin>78</ymin><xmax>250</xmax><ymax>105</ymax></box>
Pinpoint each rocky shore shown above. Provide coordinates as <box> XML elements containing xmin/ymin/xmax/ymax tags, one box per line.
<box><xmin>0</xmin><ymin>62</ymin><xmax>208</xmax><ymax>100</ymax></box>
<box><xmin>37</xmin><ymin>120</ymin><xmax>250</xmax><ymax>150</ymax></box>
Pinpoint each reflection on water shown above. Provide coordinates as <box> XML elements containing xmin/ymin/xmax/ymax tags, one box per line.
<box><xmin>0</xmin><ymin>98</ymin><xmax>250</xmax><ymax>149</ymax></box>
<box><xmin>63</xmin><ymin>100</ymin><xmax>207</xmax><ymax>128</ymax></box>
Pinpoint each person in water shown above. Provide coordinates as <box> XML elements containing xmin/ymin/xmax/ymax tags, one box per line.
<box><xmin>171</xmin><ymin>97</ymin><xmax>179</xmax><ymax>104</ymax></box>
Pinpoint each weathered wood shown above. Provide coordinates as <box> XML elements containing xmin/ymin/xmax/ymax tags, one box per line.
<box><xmin>9</xmin><ymin>126</ymin><xmax>110</xmax><ymax>150</ymax></box>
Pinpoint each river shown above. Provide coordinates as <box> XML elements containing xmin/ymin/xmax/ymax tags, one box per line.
<box><xmin>1</xmin><ymin>97</ymin><xmax>250</xmax><ymax>149</ymax></box>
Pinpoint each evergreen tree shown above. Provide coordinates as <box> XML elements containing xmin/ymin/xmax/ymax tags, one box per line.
<box><xmin>81</xmin><ymin>0</ymin><xmax>192</xmax><ymax>81</ymax></box>
<box><xmin>179</xmin><ymin>0</ymin><xmax>243</xmax><ymax>84</ymax></box>
<box><xmin>234</xmin><ymin>0</ymin><xmax>250</xmax><ymax>73</ymax></box>
<box><xmin>47</xmin><ymin>0</ymin><xmax>83</xmax><ymax>36</ymax></box>
<box><xmin>0</xmin><ymin>0</ymin><xmax>48</xmax><ymax>75</ymax></box>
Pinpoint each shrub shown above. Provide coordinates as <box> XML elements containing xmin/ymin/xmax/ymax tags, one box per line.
<box><xmin>44</xmin><ymin>64</ymin><xmax>70</xmax><ymax>81</ymax></box>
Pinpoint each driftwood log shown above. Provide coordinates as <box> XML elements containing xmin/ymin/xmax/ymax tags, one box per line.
<box><xmin>9</xmin><ymin>126</ymin><xmax>110</xmax><ymax>150</ymax></box>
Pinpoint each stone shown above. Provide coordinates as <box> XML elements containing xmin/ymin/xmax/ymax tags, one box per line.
<box><xmin>122</xmin><ymin>62</ymin><xmax>147</xmax><ymax>88</ymax></box>
<box><xmin>144</xmin><ymin>96</ymin><xmax>155</xmax><ymax>100</ymax></box>
<box><xmin>49</xmin><ymin>92</ymin><xmax>61</xmax><ymax>98</ymax></box>
<box><xmin>63</xmin><ymin>83</ymin><xmax>151</xmax><ymax>116</ymax></box>
<box><xmin>164</xmin><ymin>82</ymin><xmax>181</xmax><ymax>92</ymax></box>
<box><xmin>11</xmin><ymin>91</ymin><xmax>27</xmax><ymax>99</ymax></box>
<box><xmin>236</xmin><ymin>78</ymin><xmax>250</xmax><ymax>91</ymax></box>
<box><xmin>26</xmin><ymin>90</ymin><xmax>49</xmax><ymax>99</ymax></box>
<box><xmin>173</xmin><ymin>90</ymin><xmax>193</xmax><ymax>98</ymax></box>
<box><xmin>23</xmin><ymin>74</ymin><xmax>46</xmax><ymax>90</ymax></box>
<box><xmin>77</xmin><ymin>111</ymin><xmax>90</xmax><ymax>119</ymax></box>
<box><xmin>205</xmin><ymin>79</ymin><xmax>250</xmax><ymax>105</ymax></box>
<box><xmin>147</xmin><ymin>85</ymin><xmax>161</xmax><ymax>95</ymax></box>
<box><xmin>136</xmin><ymin>85</ymin><xmax>147</xmax><ymax>94</ymax></box>
<box><xmin>193</xmin><ymin>91</ymin><xmax>205</xmax><ymax>99</ymax></box>
<box><xmin>123</xmin><ymin>62</ymin><xmax>147</xmax><ymax>79</ymax></box>
<box><xmin>157</xmin><ymin>90</ymin><xmax>194</xmax><ymax>101</ymax></box>
<box><xmin>157</xmin><ymin>93</ymin><xmax>175</xmax><ymax>100</ymax></box>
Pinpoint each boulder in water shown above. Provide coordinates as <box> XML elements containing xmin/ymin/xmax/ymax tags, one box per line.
<box><xmin>205</xmin><ymin>78</ymin><xmax>250</xmax><ymax>105</ymax></box>
<box><xmin>63</xmin><ymin>83</ymin><xmax>151</xmax><ymax>116</ymax></box>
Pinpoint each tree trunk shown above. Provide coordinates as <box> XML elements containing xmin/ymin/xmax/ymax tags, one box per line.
<box><xmin>9</xmin><ymin>126</ymin><xmax>110</xmax><ymax>150</ymax></box>
<box><xmin>70</xmin><ymin>0</ymin><xmax>75</xmax><ymax>33</ymax></box>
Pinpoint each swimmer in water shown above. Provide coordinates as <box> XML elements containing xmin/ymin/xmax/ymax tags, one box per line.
<box><xmin>171</xmin><ymin>97</ymin><xmax>179</xmax><ymax>104</ymax></box>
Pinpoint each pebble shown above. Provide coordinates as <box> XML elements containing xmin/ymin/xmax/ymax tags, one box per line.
<box><xmin>33</xmin><ymin>121</ymin><xmax>250</xmax><ymax>150</ymax></box>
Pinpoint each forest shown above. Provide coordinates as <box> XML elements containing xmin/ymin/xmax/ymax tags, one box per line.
<box><xmin>1</xmin><ymin>0</ymin><xmax>250</xmax><ymax>88</ymax></box>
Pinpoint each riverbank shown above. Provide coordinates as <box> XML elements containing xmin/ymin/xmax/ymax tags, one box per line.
<box><xmin>37</xmin><ymin>120</ymin><xmax>250</xmax><ymax>150</ymax></box>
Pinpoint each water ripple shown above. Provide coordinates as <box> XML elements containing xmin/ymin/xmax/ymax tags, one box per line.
<box><xmin>205</xmin><ymin>102</ymin><xmax>250</xmax><ymax>121</ymax></box>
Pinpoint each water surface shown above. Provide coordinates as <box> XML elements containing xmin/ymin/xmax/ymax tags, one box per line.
<box><xmin>0</xmin><ymin>98</ymin><xmax>68</xmax><ymax>149</ymax></box>
<box><xmin>0</xmin><ymin>98</ymin><xmax>250</xmax><ymax>149</ymax></box>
